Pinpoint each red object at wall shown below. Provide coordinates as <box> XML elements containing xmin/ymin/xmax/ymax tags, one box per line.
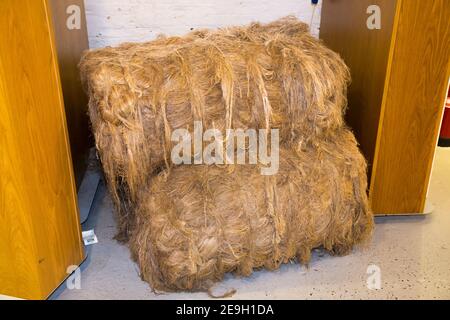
<box><xmin>439</xmin><ymin>89</ymin><xmax>450</xmax><ymax>146</ymax></box>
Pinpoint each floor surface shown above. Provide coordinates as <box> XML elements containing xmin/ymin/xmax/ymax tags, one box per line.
<box><xmin>55</xmin><ymin>147</ymin><xmax>450</xmax><ymax>300</ymax></box>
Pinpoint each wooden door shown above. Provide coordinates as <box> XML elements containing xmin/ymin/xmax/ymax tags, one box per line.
<box><xmin>0</xmin><ymin>0</ymin><xmax>84</xmax><ymax>299</ymax></box>
<box><xmin>49</xmin><ymin>0</ymin><xmax>91</xmax><ymax>189</ymax></box>
<box><xmin>320</xmin><ymin>0</ymin><xmax>450</xmax><ymax>214</ymax></box>
<box><xmin>320</xmin><ymin>0</ymin><xmax>399</xmax><ymax>180</ymax></box>
<box><xmin>369</xmin><ymin>0</ymin><xmax>450</xmax><ymax>214</ymax></box>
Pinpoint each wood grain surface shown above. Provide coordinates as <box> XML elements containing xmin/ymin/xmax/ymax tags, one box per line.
<box><xmin>0</xmin><ymin>0</ymin><xmax>84</xmax><ymax>299</ymax></box>
<box><xmin>321</xmin><ymin>0</ymin><xmax>450</xmax><ymax>214</ymax></box>
<box><xmin>370</xmin><ymin>0</ymin><xmax>450</xmax><ymax>213</ymax></box>
<box><xmin>49</xmin><ymin>0</ymin><xmax>91</xmax><ymax>189</ymax></box>
<box><xmin>320</xmin><ymin>0</ymin><xmax>399</xmax><ymax>179</ymax></box>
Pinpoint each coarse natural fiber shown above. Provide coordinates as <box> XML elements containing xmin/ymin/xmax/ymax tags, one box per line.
<box><xmin>79</xmin><ymin>17</ymin><xmax>351</xmax><ymax>241</ymax></box>
<box><xmin>129</xmin><ymin>129</ymin><xmax>373</xmax><ymax>292</ymax></box>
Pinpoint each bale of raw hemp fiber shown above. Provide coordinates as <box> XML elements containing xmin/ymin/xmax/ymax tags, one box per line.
<box><xmin>79</xmin><ymin>16</ymin><xmax>351</xmax><ymax>241</ymax></box>
<box><xmin>129</xmin><ymin>129</ymin><xmax>373</xmax><ymax>292</ymax></box>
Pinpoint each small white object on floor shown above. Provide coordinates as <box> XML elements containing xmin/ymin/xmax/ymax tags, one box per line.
<box><xmin>82</xmin><ymin>230</ymin><xmax>98</xmax><ymax>246</ymax></box>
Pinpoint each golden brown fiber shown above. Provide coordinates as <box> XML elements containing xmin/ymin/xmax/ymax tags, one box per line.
<box><xmin>80</xmin><ymin>17</ymin><xmax>351</xmax><ymax>240</ymax></box>
<box><xmin>81</xmin><ymin>17</ymin><xmax>373</xmax><ymax>292</ymax></box>
<box><xmin>129</xmin><ymin>130</ymin><xmax>372</xmax><ymax>292</ymax></box>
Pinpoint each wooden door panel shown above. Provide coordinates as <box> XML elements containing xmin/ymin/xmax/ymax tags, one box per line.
<box><xmin>0</xmin><ymin>0</ymin><xmax>84</xmax><ymax>299</ymax></box>
<box><xmin>49</xmin><ymin>0</ymin><xmax>91</xmax><ymax>189</ymax></box>
<box><xmin>370</xmin><ymin>0</ymin><xmax>450</xmax><ymax>213</ymax></box>
<box><xmin>320</xmin><ymin>0</ymin><xmax>450</xmax><ymax>214</ymax></box>
<box><xmin>320</xmin><ymin>0</ymin><xmax>399</xmax><ymax>178</ymax></box>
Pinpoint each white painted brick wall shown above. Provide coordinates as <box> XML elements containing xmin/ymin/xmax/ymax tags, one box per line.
<box><xmin>84</xmin><ymin>0</ymin><xmax>322</xmax><ymax>48</ymax></box>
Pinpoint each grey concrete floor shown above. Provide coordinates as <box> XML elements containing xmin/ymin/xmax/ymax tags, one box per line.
<box><xmin>55</xmin><ymin>147</ymin><xmax>450</xmax><ymax>300</ymax></box>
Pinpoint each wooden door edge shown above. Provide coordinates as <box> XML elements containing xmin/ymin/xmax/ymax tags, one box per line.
<box><xmin>369</xmin><ymin>0</ymin><xmax>403</xmax><ymax>199</ymax></box>
<box><xmin>43</xmin><ymin>0</ymin><xmax>85</xmax><ymax>259</ymax></box>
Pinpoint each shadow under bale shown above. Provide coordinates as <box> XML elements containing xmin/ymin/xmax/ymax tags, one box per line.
<box><xmin>129</xmin><ymin>129</ymin><xmax>373</xmax><ymax>292</ymax></box>
<box><xmin>79</xmin><ymin>16</ymin><xmax>351</xmax><ymax>241</ymax></box>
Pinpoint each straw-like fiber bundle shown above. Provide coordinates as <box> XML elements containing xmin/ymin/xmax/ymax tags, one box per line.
<box><xmin>79</xmin><ymin>17</ymin><xmax>351</xmax><ymax>240</ymax></box>
<box><xmin>129</xmin><ymin>129</ymin><xmax>373</xmax><ymax>292</ymax></box>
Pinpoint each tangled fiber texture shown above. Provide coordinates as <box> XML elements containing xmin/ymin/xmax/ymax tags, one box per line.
<box><xmin>81</xmin><ymin>17</ymin><xmax>373</xmax><ymax>292</ymax></box>
<box><xmin>130</xmin><ymin>130</ymin><xmax>372</xmax><ymax>292</ymax></box>
<box><xmin>79</xmin><ymin>17</ymin><xmax>351</xmax><ymax>240</ymax></box>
